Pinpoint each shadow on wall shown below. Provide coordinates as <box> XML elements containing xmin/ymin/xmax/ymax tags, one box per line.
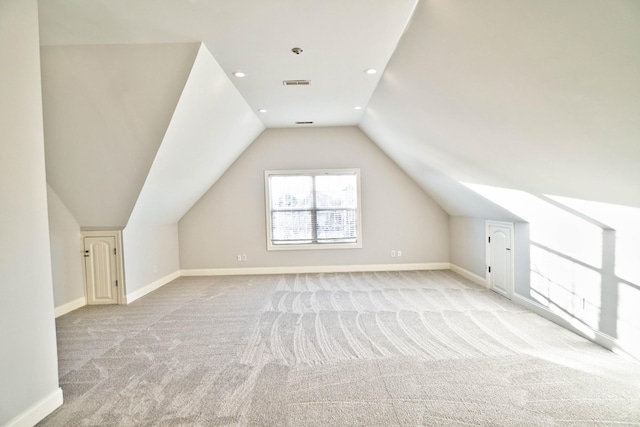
<box><xmin>464</xmin><ymin>183</ymin><xmax>640</xmax><ymax>359</ymax></box>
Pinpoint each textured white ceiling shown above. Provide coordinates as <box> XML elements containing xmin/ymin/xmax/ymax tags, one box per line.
<box><xmin>362</xmin><ymin>0</ymin><xmax>640</xmax><ymax>211</ymax></box>
<box><xmin>41</xmin><ymin>43</ymin><xmax>200</xmax><ymax>227</ymax></box>
<box><xmin>38</xmin><ymin>0</ymin><xmax>418</xmax><ymax>128</ymax></box>
<box><xmin>128</xmin><ymin>44</ymin><xmax>264</xmax><ymax>227</ymax></box>
<box><xmin>38</xmin><ymin>0</ymin><xmax>640</xmax><ymax>226</ymax></box>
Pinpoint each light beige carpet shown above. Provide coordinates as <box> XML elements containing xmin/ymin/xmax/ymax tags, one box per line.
<box><xmin>40</xmin><ymin>271</ymin><xmax>640</xmax><ymax>426</ymax></box>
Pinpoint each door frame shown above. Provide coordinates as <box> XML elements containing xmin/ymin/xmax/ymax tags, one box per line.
<box><xmin>485</xmin><ymin>220</ymin><xmax>515</xmax><ymax>299</ymax></box>
<box><xmin>81</xmin><ymin>230</ymin><xmax>126</xmax><ymax>305</ymax></box>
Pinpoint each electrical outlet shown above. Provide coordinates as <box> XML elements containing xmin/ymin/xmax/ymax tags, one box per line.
<box><xmin>391</xmin><ymin>250</ymin><xmax>396</xmax><ymax>257</ymax></box>
<box><xmin>397</xmin><ymin>250</ymin><xmax>402</xmax><ymax>257</ymax></box>
<box><xmin>237</xmin><ymin>254</ymin><xmax>242</xmax><ymax>262</ymax></box>
<box><xmin>241</xmin><ymin>254</ymin><xmax>247</xmax><ymax>262</ymax></box>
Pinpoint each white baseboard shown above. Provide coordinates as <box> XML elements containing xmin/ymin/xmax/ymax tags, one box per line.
<box><xmin>449</xmin><ymin>264</ymin><xmax>487</xmax><ymax>288</ymax></box>
<box><xmin>126</xmin><ymin>270</ymin><xmax>181</xmax><ymax>304</ymax></box>
<box><xmin>54</xmin><ymin>296</ymin><xmax>86</xmax><ymax>318</ymax></box>
<box><xmin>181</xmin><ymin>263</ymin><xmax>450</xmax><ymax>277</ymax></box>
<box><xmin>4</xmin><ymin>387</ymin><xmax>63</xmax><ymax>427</ymax></box>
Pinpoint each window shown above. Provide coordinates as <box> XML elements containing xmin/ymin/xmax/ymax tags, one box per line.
<box><xmin>265</xmin><ymin>169</ymin><xmax>362</xmax><ymax>250</ymax></box>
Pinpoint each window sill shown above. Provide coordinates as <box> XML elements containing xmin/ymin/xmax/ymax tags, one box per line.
<box><xmin>267</xmin><ymin>241</ymin><xmax>362</xmax><ymax>251</ymax></box>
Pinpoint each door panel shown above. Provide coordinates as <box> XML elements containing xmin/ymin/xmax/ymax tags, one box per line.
<box><xmin>84</xmin><ymin>236</ymin><xmax>118</xmax><ymax>305</ymax></box>
<box><xmin>487</xmin><ymin>222</ymin><xmax>514</xmax><ymax>299</ymax></box>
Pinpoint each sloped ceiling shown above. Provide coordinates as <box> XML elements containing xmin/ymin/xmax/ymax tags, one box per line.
<box><xmin>362</xmin><ymin>0</ymin><xmax>640</xmax><ymax>213</ymax></box>
<box><xmin>39</xmin><ymin>0</ymin><xmax>640</xmax><ymax>229</ymax></box>
<box><xmin>37</xmin><ymin>0</ymin><xmax>418</xmax><ymax>128</ymax></box>
<box><xmin>42</xmin><ymin>43</ymin><xmax>199</xmax><ymax>227</ymax></box>
<box><xmin>127</xmin><ymin>44</ymin><xmax>264</xmax><ymax>227</ymax></box>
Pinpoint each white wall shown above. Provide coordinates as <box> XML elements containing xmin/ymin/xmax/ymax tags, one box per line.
<box><xmin>453</xmin><ymin>209</ymin><xmax>640</xmax><ymax>360</ymax></box>
<box><xmin>449</xmin><ymin>217</ymin><xmax>486</xmax><ymax>278</ymax></box>
<box><xmin>123</xmin><ymin>223</ymin><xmax>180</xmax><ymax>298</ymax></box>
<box><xmin>47</xmin><ymin>184</ymin><xmax>84</xmax><ymax>310</ymax></box>
<box><xmin>179</xmin><ymin>126</ymin><xmax>449</xmax><ymax>270</ymax></box>
<box><xmin>0</xmin><ymin>1</ymin><xmax>62</xmax><ymax>425</ymax></box>
<box><xmin>513</xmin><ymin>222</ymin><xmax>531</xmax><ymax>298</ymax></box>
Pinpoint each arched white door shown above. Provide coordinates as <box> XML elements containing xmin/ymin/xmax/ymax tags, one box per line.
<box><xmin>486</xmin><ymin>221</ymin><xmax>514</xmax><ymax>299</ymax></box>
<box><xmin>84</xmin><ymin>236</ymin><xmax>118</xmax><ymax>304</ymax></box>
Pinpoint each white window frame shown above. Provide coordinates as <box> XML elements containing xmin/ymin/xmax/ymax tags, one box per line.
<box><xmin>265</xmin><ymin>168</ymin><xmax>362</xmax><ymax>251</ymax></box>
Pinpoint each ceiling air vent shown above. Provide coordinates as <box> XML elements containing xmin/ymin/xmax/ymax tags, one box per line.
<box><xmin>283</xmin><ymin>80</ymin><xmax>311</xmax><ymax>86</ymax></box>
<box><xmin>295</xmin><ymin>121</ymin><xmax>314</xmax><ymax>125</ymax></box>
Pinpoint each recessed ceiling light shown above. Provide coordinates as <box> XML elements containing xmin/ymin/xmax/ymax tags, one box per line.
<box><xmin>354</xmin><ymin>106</ymin><xmax>362</xmax><ymax>110</ymax></box>
<box><xmin>232</xmin><ymin>71</ymin><xmax>246</xmax><ymax>78</ymax></box>
<box><xmin>258</xmin><ymin>109</ymin><xmax>267</xmax><ymax>113</ymax></box>
<box><xmin>364</xmin><ymin>68</ymin><xmax>377</xmax><ymax>75</ymax></box>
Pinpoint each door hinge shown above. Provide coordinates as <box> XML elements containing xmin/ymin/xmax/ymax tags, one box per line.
<box><xmin>115</xmin><ymin>279</ymin><xmax>118</xmax><ymax>287</ymax></box>
<box><xmin>113</xmin><ymin>248</ymin><xmax>117</xmax><ymax>255</ymax></box>
<box><xmin>488</xmin><ymin>236</ymin><xmax>491</xmax><ymax>243</ymax></box>
<box><xmin>488</xmin><ymin>266</ymin><xmax>491</xmax><ymax>273</ymax></box>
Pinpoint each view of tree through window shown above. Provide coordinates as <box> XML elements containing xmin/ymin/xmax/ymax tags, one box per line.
<box><xmin>266</xmin><ymin>170</ymin><xmax>360</xmax><ymax>248</ymax></box>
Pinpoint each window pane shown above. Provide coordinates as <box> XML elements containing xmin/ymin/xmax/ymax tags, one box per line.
<box><xmin>316</xmin><ymin>210</ymin><xmax>357</xmax><ymax>241</ymax></box>
<box><xmin>266</xmin><ymin>169</ymin><xmax>360</xmax><ymax>249</ymax></box>
<box><xmin>271</xmin><ymin>211</ymin><xmax>313</xmax><ymax>242</ymax></box>
<box><xmin>270</xmin><ymin>175</ymin><xmax>313</xmax><ymax>209</ymax></box>
<box><xmin>315</xmin><ymin>175</ymin><xmax>357</xmax><ymax>209</ymax></box>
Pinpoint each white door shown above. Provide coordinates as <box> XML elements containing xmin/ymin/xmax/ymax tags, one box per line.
<box><xmin>84</xmin><ymin>236</ymin><xmax>118</xmax><ymax>305</ymax></box>
<box><xmin>486</xmin><ymin>222</ymin><xmax>514</xmax><ymax>299</ymax></box>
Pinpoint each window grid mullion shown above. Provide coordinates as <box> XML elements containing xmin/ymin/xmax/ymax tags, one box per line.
<box><xmin>311</xmin><ymin>175</ymin><xmax>317</xmax><ymax>243</ymax></box>
<box><xmin>271</xmin><ymin>208</ymin><xmax>357</xmax><ymax>213</ymax></box>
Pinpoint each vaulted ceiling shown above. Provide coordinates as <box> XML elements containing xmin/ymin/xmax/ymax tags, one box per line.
<box><xmin>38</xmin><ymin>0</ymin><xmax>418</xmax><ymax>128</ymax></box>
<box><xmin>362</xmin><ymin>0</ymin><xmax>640</xmax><ymax>213</ymax></box>
<box><xmin>38</xmin><ymin>0</ymin><xmax>640</xmax><ymax>229</ymax></box>
<box><xmin>41</xmin><ymin>43</ymin><xmax>201</xmax><ymax>227</ymax></box>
